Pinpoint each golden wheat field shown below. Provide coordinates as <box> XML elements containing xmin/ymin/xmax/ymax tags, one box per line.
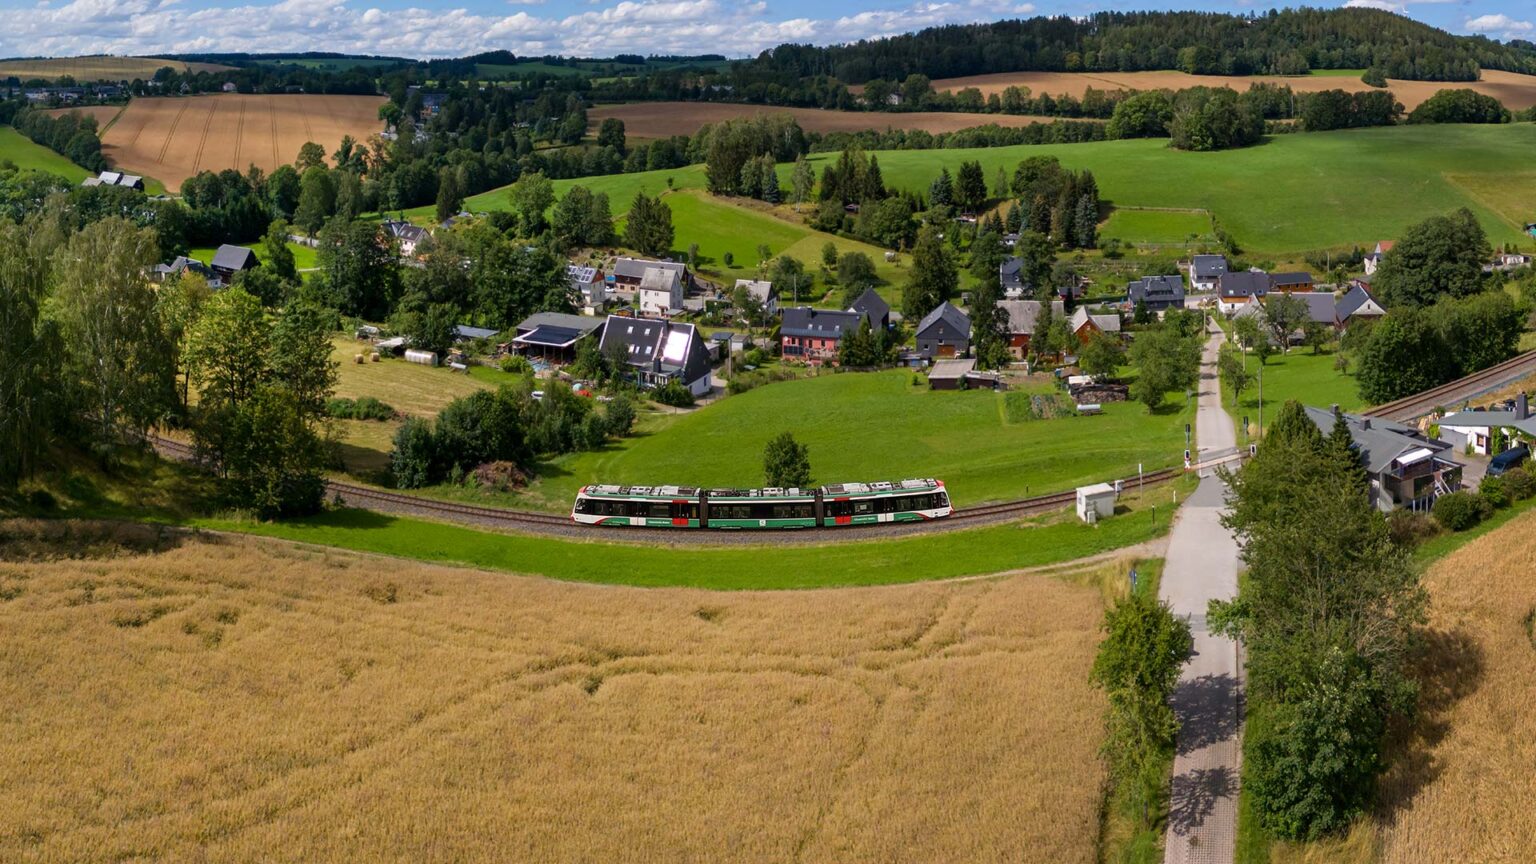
<box><xmin>100</xmin><ymin>94</ymin><xmax>386</xmax><ymax>192</ymax></box>
<box><xmin>920</xmin><ymin>69</ymin><xmax>1536</xmax><ymax>112</ymax></box>
<box><xmin>0</xmin><ymin>56</ymin><xmax>231</xmax><ymax>82</ymax></box>
<box><xmin>42</xmin><ymin>105</ymin><xmax>124</xmax><ymax>129</ymax></box>
<box><xmin>1369</xmin><ymin>509</ymin><xmax>1536</xmax><ymax>863</ymax></box>
<box><xmin>0</xmin><ymin>521</ymin><xmax>1114</xmax><ymax>863</ymax></box>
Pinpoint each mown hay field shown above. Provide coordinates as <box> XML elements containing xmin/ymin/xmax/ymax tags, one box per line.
<box><xmin>588</xmin><ymin>101</ymin><xmax>1079</xmax><ymax>139</ymax></box>
<box><xmin>101</xmin><ymin>94</ymin><xmax>386</xmax><ymax>192</ymax></box>
<box><xmin>0</xmin><ymin>522</ymin><xmax>1112</xmax><ymax>862</ymax></box>
<box><xmin>921</xmin><ymin>69</ymin><xmax>1536</xmax><ymax>112</ymax></box>
<box><xmin>0</xmin><ymin>55</ymin><xmax>231</xmax><ymax>81</ymax></box>
<box><xmin>1372</xmin><ymin>507</ymin><xmax>1536</xmax><ymax>861</ymax></box>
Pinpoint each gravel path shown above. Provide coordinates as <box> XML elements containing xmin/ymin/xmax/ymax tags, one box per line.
<box><xmin>1161</xmin><ymin>326</ymin><xmax>1243</xmax><ymax>864</ymax></box>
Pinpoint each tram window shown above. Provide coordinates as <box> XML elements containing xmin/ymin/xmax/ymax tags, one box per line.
<box><xmin>672</xmin><ymin>502</ymin><xmax>699</xmax><ymax>520</ymax></box>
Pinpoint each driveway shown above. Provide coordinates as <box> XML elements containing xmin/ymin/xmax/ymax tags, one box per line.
<box><xmin>1161</xmin><ymin>326</ymin><xmax>1243</xmax><ymax>864</ymax></box>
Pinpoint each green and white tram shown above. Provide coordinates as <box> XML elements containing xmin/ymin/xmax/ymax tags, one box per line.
<box><xmin>571</xmin><ymin>479</ymin><xmax>952</xmax><ymax>529</ymax></box>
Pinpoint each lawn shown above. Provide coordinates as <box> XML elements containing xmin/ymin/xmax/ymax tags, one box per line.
<box><xmin>0</xmin><ymin>126</ymin><xmax>89</xmax><ymax>182</ymax></box>
<box><xmin>1223</xmin><ymin>347</ymin><xmax>1362</xmax><ymax>435</ymax></box>
<box><xmin>188</xmin><ymin>242</ymin><xmax>318</xmax><ymax>270</ymax></box>
<box><xmin>1099</xmin><ymin>207</ymin><xmax>1214</xmax><ymax>246</ymax></box>
<box><xmin>499</xmin><ymin>369</ymin><xmax>1194</xmax><ymax>512</ymax></box>
<box><xmin>195</xmin><ymin>476</ymin><xmax>1187</xmax><ymax>589</ymax></box>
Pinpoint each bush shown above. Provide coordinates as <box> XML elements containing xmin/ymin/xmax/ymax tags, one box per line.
<box><xmin>1501</xmin><ymin>467</ymin><xmax>1535</xmax><ymax>501</ymax></box>
<box><xmin>652</xmin><ymin>379</ymin><xmax>695</xmax><ymax>407</ymax></box>
<box><xmin>603</xmin><ymin>395</ymin><xmax>637</xmax><ymax>437</ymax></box>
<box><xmin>1432</xmin><ymin>491</ymin><xmax>1484</xmax><ymax>531</ymax></box>
<box><xmin>1386</xmin><ymin>509</ymin><xmax>1441</xmax><ymax>548</ymax></box>
<box><xmin>727</xmin><ymin>366</ymin><xmax>797</xmax><ymax>395</ymax></box>
<box><xmin>1479</xmin><ymin>475</ymin><xmax>1509</xmax><ymax>510</ymax></box>
<box><xmin>27</xmin><ymin>489</ymin><xmax>57</xmax><ymax>511</ymax></box>
<box><xmin>499</xmin><ymin>354</ymin><xmax>533</xmax><ymax>374</ymax></box>
<box><xmin>326</xmin><ymin>396</ymin><xmax>395</xmax><ymax>420</ymax></box>
<box><xmin>390</xmin><ymin>417</ymin><xmax>439</xmax><ymax>489</ymax></box>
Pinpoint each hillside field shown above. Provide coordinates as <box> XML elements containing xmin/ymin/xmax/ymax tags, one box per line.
<box><xmin>0</xmin><ymin>523</ymin><xmax>1116</xmax><ymax>861</ymax></box>
<box><xmin>922</xmin><ymin>68</ymin><xmax>1536</xmax><ymax>112</ymax></box>
<box><xmin>0</xmin><ymin>126</ymin><xmax>88</xmax><ymax>181</ymax></box>
<box><xmin>0</xmin><ymin>55</ymin><xmax>231</xmax><ymax>81</ymax></box>
<box><xmin>101</xmin><ymin>94</ymin><xmax>386</xmax><ymax>192</ymax></box>
<box><xmin>589</xmin><ymin>101</ymin><xmax>1086</xmax><ymax>139</ymax></box>
<box><xmin>42</xmin><ymin>104</ymin><xmax>125</xmax><ymax>130</ymax></box>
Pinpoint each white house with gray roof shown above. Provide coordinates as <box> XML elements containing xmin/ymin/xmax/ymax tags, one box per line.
<box><xmin>1438</xmin><ymin>394</ymin><xmax>1536</xmax><ymax>456</ymax></box>
<box><xmin>1188</xmin><ymin>254</ymin><xmax>1228</xmax><ymax>292</ymax></box>
<box><xmin>1306</xmin><ymin>405</ymin><xmax>1461</xmax><ymax>511</ymax></box>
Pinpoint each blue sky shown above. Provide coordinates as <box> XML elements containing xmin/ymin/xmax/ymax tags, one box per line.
<box><xmin>0</xmin><ymin>1</ymin><xmax>1529</xmax><ymax>61</ymax></box>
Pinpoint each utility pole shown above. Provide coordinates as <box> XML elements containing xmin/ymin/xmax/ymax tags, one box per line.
<box><xmin>1257</xmin><ymin>365</ymin><xmax>1264</xmax><ymax>435</ymax></box>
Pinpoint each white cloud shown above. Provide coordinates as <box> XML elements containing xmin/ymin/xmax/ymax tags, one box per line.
<box><xmin>1343</xmin><ymin>0</ymin><xmax>1404</xmax><ymax>12</ymax></box>
<box><xmin>0</xmin><ymin>0</ymin><xmax>1047</xmax><ymax>60</ymax></box>
<box><xmin>1465</xmin><ymin>13</ymin><xmax>1535</xmax><ymax>36</ymax></box>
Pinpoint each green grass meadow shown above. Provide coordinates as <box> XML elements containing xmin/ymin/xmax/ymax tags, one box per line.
<box><xmin>188</xmin><ymin>242</ymin><xmax>318</xmax><ymax>270</ymax></box>
<box><xmin>1223</xmin><ymin>347</ymin><xmax>1362</xmax><ymax>435</ymax></box>
<box><xmin>0</xmin><ymin>126</ymin><xmax>90</xmax><ymax>182</ymax></box>
<box><xmin>496</xmin><ymin>369</ymin><xmax>1194</xmax><ymax>512</ymax></box>
<box><xmin>1099</xmin><ymin>207</ymin><xmax>1215</xmax><ymax>246</ymax></box>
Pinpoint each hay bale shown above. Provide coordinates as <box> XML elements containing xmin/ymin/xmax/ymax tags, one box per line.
<box><xmin>369</xmin><ymin>352</ymin><xmax>380</xmax><ymax>363</ymax></box>
<box><xmin>353</xmin><ymin>354</ymin><xmax>364</xmax><ymax>364</ymax></box>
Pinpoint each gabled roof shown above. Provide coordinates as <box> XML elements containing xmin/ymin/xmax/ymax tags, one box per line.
<box><xmin>1218</xmin><ymin>270</ymin><xmax>1269</xmax><ymax>298</ymax></box>
<box><xmin>1191</xmin><ymin>254</ymin><xmax>1228</xmax><ymax>280</ymax></box>
<box><xmin>597</xmin><ymin>314</ymin><xmax>711</xmax><ymax>384</ymax></box>
<box><xmin>1336</xmin><ymin>285</ymin><xmax>1384</xmax><ymax>321</ymax></box>
<box><xmin>638</xmin><ymin>266</ymin><xmax>681</xmax><ymax>294</ymax></box>
<box><xmin>1303</xmin><ymin>406</ymin><xmax>1449</xmax><ymax>476</ymax></box>
<box><xmin>1439</xmin><ymin>410</ymin><xmax>1536</xmax><ymax>437</ymax></box>
<box><xmin>734</xmin><ymin>279</ymin><xmax>776</xmax><ymax>304</ymax></box>
<box><xmin>1287</xmin><ymin>292</ymin><xmax>1337</xmax><ymax>324</ymax></box>
<box><xmin>515</xmin><ymin>311</ymin><xmax>604</xmax><ymax>335</ymax></box>
<box><xmin>1127</xmin><ymin>274</ymin><xmax>1185</xmax><ymax>302</ymax></box>
<box><xmin>1070</xmin><ymin>306</ymin><xmax>1121</xmax><ymax>333</ymax></box>
<box><xmin>996</xmin><ymin>299</ymin><xmax>1064</xmax><ymax>334</ymax></box>
<box><xmin>780</xmin><ymin>306</ymin><xmax>865</xmax><ymax>339</ymax></box>
<box><xmin>382</xmin><ymin>219</ymin><xmax>429</xmax><ymax>243</ymax></box>
<box><xmin>210</xmin><ymin>244</ymin><xmax>257</xmax><ymax>272</ymax></box>
<box><xmin>848</xmin><ymin>287</ymin><xmax>890</xmax><ymax>322</ymax></box>
<box><xmin>1268</xmin><ymin>271</ymin><xmax>1313</xmax><ymax>289</ymax></box>
<box><xmin>567</xmin><ymin>264</ymin><xmax>600</xmax><ymax>285</ymax></box>
<box><xmin>612</xmin><ymin>256</ymin><xmax>685</xmax><ymax>281</ymax></box>
<box><xmin>916</xmin><ymin>302</ymin><xmax>969</xmax><ymax>337</ymax></box>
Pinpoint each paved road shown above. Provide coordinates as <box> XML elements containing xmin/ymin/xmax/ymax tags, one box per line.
<box><xmin>1161</xmin><ymin>326</ymin><xmax>1243</xmax><ymax>864</ymax></box>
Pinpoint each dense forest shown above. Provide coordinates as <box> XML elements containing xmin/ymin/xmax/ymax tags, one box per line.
<box><xmin>747</xmin><ymin>9</ymin><xmax>1536</xmax><ymax>85</ymax></box>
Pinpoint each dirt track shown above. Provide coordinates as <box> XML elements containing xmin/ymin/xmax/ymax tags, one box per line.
<box><xmin>922</xmin><ymin>69</ymin><xmax>1536</xmax><ymax>111</ymax></box>
<box><xmin>589</xmin><ymin>102</ymin><xmax>1081</xmax><ymax>139</ymax></box>
<box><xmin>101</xmin><ymin>94</ymin><xmax>386</xmax><ymax>192</ymax></box>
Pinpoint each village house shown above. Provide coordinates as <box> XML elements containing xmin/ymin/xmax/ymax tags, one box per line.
<box><xmin>849</xmin><ymin>287</ymin><xmax>891</xmax><ymax>331</ymax></box>
<box><xmin>608</xmin><ymin>257</ymin><xmax>688</xmax><ymax>303</ymax></box>
<box><xmin>382</xmin><ymin>220</ymin><xmax>430</xmax><ymax>257</ymax></box>
<box><xmin>915</xmin><ymin>302</ymin><xmax>971</xmax><ymax>360</ymax></box>
<box><xmin>1335</xmin><ymin>284</ymin><xmax>1386</xmax><ymax>329</ymax></box>
<box><xmin>780</xmin><ymin>307</ymin><xmax>866</xmax><ymax>364</ymax></box>
<box><xmin>1217</xmin><ymin>270</ymin><xmax>1270</xmax><ymax>314</ymax></box>
<box><xmin>637</xmin><ymin>267</ymin><xmax>685</xmax><ymax>317</ymax></box>
<box><xmin>509</xmin><ymin>312</ymin><xmax>606</xmax><ymax>365</ymax></box>
<box><xmin>733</xmin><ymin>279</ymin><xmax>778</xmax><ymax>316</ymax></box>
<box><xmin>82</xmin><ymin>171</ymin><xmax>145</xmax><ymax>191</ymax></box>
<box><xmin>1187</xmin><ymin>254</ymin><xmax>1228</xmax><ymax>293</ymax></box>
<box><xmin>999</xmin><ymin>257</ymin><xmax>1027</xmax><ymax>297</ymax></box>
<box><xmin>151</xmin><ymin>256</ymin><xmax>218</xmax><ymax>286</ymax></box>
<box><xmin>1268</xmin><ymin>271</ymin><xmax>1315</xmax><ymax>293</ymax></box>
<box><xmin>996</xmin><ymin>299</ymin><xmax>1064</xmax><ymax>359</ymax></box>
<box><xmin>597</xmin><ymin>315</ymin><xmax>714</xmax><ymax>396</ymax></box>
<box><xmin>567</xmin><ymin>264</ymin><xmax>606</xmax><ymax>314</ymax></box>
<box><xmin>1363</xmin><ymin>241</ymin><xmax>1394</xmax><ymax>275</ymax></box>
<box><xmin>209</xmin><ymin>245</ymin><xmax>258</xmax><ymax>283</ymax></box>
<box><xmin>1438</xmin><ymin>394</ymin><xmax>1536</xmax><ymax>456</ymax></box>
<box><xmin>1126</xmin><ymin>275</ymin><xmax>1186</xmax><ymax>311</ymax></box>
<box><xmin>1486</xmin><ymin>252</ymin><xmax>1533</xmax><ymax>273</ymax></box>
<box><xmin>1069</xmin><ymin>307</ymin><xmax>1122</xmax><ymax>343</ymax></box>
<box><xmin>1305</xmin><ymin>406</ymin><xmax>1460</xmax><ymax>511</ymax></box>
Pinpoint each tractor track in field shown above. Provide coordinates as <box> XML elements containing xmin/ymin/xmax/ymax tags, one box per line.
<box><xmin>154</xmin><ymin>100</ymin><xmax>191</xmax><ymax>164</ymax></box>
<box><xmin>231</xmin><ymin>100</ymin><xmax>245</xmax><ymax>170</ymax></box>
<box><xmin>268</xmin><ymin>96</ymin><xmax>279</xmax><ymax>167</ymax></box>
<box><xmin>190</xmin><ymin>98</ymin><xmax>217</xmax><ymax>174</ymax></box>
<box><xmin>150</xmin><ymin>434</ymin><xmax>1183</xmax><ymax>546</ymax></box>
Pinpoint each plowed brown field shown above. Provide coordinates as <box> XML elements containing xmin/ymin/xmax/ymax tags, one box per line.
<box><xmin>923</xmin><ymin>69</ymin><xmax>1536</xmax><ymax>112</ymax></box>
<box><xmin>589</xmin><ymin>101</ymin><xmax>1078</xmax><ymax>139</ymax></box>
<box><xmin>101</xmin><ymin>94</ymin><xmax>386</xmax><ymax>192</ymax></box>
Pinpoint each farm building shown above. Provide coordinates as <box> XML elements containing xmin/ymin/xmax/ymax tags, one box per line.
<box><xmin>1305</xmin><ymin>405</ymin><xmax>1461</xmax><ymax>511</ymax></box>
<box><xmin>1187</xmin><ymin>254</ymin><xmax>1228</xmax><ymax>292</ymax></box>
<box><xmin>1487</xmin><ymin>252</ymin><xmax>1533</xmax><ymax>272</ymax></box>
<box><xmin>1126</xmin><ymin>275</ymin><xmax>1185</xmax><ymax>311</ymax></box>
<box><xmin>996</xmin><ymin>299</ymin><xmax>1064</xmax><ymax>359</ymax></box>
<box><xmin>848</xmin><ymin>287</ymin><xmax>891</xmax><ymax>331</ymax></box>
<box><xmin>382</xmin><ymin>220</ymin><xmax>430</xmax><ymax>256</ymax></box>
<box><xmin>780</xmin><ymin>307</ymin><xmax>866</xmax><ymax>364</ymax></box>
<box><xmin>1217</xmin><ymin>270</ymin><xmax>1269</xmax><ymax>314</ymax></box>
<box><xmin>928</xmin><ymin>359</ymin><xmax>975</xmax><ymax>391</ymax></box>
<box><xmin>733</xmin><ymin>279</ymin><xmax>778</xmax><ymax>316</ymax></box>
<box><xmin>1268</xmin><ymin>271</ymin><xmax>1315</xmax><ymax>292</ymax></box>
<box><xmin>510</xmin><ymin>312</ymin><xmax>606</xmax><ymax>364</ymax></box>
<box><xmin>209</xmin><ymin>245</ymin><xmax>258</xmax><ymax>282</ymax></box>
<box><xmin>915</xmin><ymin>302</ymin><xmax>971</xmax><ymax>360</ymax></box>
<box><xmin>151</xmin><ymin>256</ymin><xmax>218</xmax><ymax>285</ymax></box>
<box><xmin>453</xmin><ymin>325</ymin><xmax>500</xmax><ymax>344</ymax></box>
<box><xmin>1069</xmin><ymin>307</ymin><xmax>1121</xmax><ymax>343</ymax></box>
<box><xmin>597</xmin><ymin>315</ymin><xmax>714</xmax><ymax>396</ymax></box>
<box><xmin>1438</xmin><ymin>395</ymin><xmax>1536</xmax><ymax>456</ymax></box>
<box><xmin>82</xmin><ymin>171</ymin><xmax>145</xmax><ymax>191</ymax></box>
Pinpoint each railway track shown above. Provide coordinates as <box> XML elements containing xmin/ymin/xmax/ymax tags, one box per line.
<box><xmin>1365</xmin><ymin>349</ymin><xmax>1536</xmax><ymax>422</ymax></box>
<box><xmin>150</xmin><ymin>435</ymin><xmax>1186</xmax><ymax>545</ymax></box>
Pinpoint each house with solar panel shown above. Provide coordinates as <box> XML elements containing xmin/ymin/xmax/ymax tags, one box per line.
<box><xmin>597</xmin><ymin>315</ymin><xmax>714</xmax><ymax>397</ymax></box>
<box><xmin>509</xmin><ymin>312</ymin><xmax>606</xmax><ymax>365</ymax></box>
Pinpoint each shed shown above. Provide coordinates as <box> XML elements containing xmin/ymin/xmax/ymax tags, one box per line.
<box><xmin>928</xmin><ymin>358</ymin><xmax>977</xmax><ymax>391</ymax></box>
<box><xmin>1076</xmin><ymin>482</ymin><xmax>1118</xmax><ymax>523</ymax></box>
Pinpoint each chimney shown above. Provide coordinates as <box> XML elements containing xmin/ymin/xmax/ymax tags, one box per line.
<box><xmin>1519</xmin><ymin>393</ymin><xmax>1529</xmax><ymax>421</ymax></box>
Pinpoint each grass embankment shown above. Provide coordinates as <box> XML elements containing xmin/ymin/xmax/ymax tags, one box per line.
<box><xmin>0</xmin><ymin>521</ymin><xmax>1115</xmax><ymax>861</ymax></box>
<box><xmin>498</xmin><ymin>125</ymin><xmax>1536</xmax><ymax>259</ymax></box>
<box><xmin>194</xmin><ymin>476</ymin><xmax>1189</xmax><ymax>590</ymax></box>
<box><xmin>0</xmin><ymin>126</ymin><xmax>90</xmax><ymax>182</ymax></box>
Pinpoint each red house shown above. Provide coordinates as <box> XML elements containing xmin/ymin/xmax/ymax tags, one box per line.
<box><xmin>780</xmin><ymin>307</ymin><xmax>866</xmax><ymax>364</ymax></box>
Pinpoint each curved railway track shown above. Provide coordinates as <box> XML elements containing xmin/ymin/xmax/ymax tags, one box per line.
<box><xmin>151</xmin><ymin>435</ymin><xmax>1184</xmax><ymax>545</ymax></box>
<box><xmin>1366</xmin><ymin>349</ymin><xmax>1536</xmax><ymax>422</ymax></box>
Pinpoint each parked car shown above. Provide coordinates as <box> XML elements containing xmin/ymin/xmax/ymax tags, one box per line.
<box><xmin>1487</xmin><ymin>444</ymin><xmax>1530</xmax><ymax>477</ymax></box>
